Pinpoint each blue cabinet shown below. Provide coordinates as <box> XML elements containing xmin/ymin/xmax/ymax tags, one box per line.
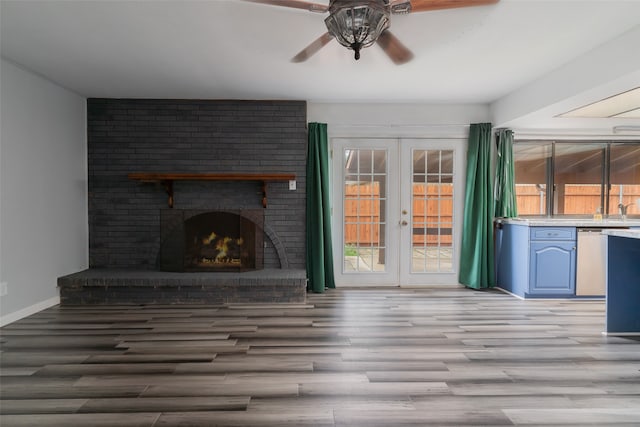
<box><xmin>496</xmin><ymin>224</ymin><xmax>576</xmax><ymax>298</ymax></box>
<box><xmin>529</xmin><ymin>241</ymin><xmax>576</xmax><ymax>295</ymax></box>
<box><xmin>528</xmin><ymin>227</ymin><xmax>576</xmax><ymax>296</ymax></box>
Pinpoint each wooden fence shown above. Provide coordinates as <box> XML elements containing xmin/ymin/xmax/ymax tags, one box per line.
<box><xmin>344</xmin><ymin>183</ymin><xmax>453</xmax><ymax>246</ymax></box>
<box><xmin>344</xmin><ymin>183</ymin><xmax>381</xmax><ymax>246</ymax></box>
<box><xmin>516</xmin><ymin>184</ymin><xmax>640</xmax><ymax>215</ymax></box>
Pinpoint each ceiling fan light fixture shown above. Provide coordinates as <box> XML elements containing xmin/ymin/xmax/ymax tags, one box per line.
<box><xmin>324</xmin><ymin>1</ymin><xmax>390</xmax><ymax>60</ymax></box>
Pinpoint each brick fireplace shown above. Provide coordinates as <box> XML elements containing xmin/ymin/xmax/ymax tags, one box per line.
<box><xmin>58</xmin><ymin>99</ymin><xmax>308</xmax><ymax>304</ymax></box>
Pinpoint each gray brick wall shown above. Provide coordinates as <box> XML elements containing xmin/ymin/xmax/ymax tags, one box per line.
<box><xmin>87</xmin><ymin>99</ymin><xmax>307</xmax><ymax>270</ymax></box>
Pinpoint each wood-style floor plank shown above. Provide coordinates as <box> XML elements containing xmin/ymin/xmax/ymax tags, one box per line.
<box><xmin>32</xmin><ymin>362</ymin><xmax>179</xmax><ymax>376</ymax></box>
<box><xmin>0</xmin><ymin>385</ymin><xmax>148</xmax><ymax>400</ymax></box>
<box><xmin>154</xmin><ymin>410</ymin><xmax>335</xmax><ymax>427</ymax></box>
<box><xmin>142</xmin><ymin>383</ymin><xmax>299</xmax><ymax>398</ymax></box>
<box><xmin>0</xmin><ymin>398</ymin><xmax>88</xmax><ymax>414</ymax></box>
<box><xmin>77</xmin><ymin>396</ymin><xmax>250</xmax><ymax>413</ymax></box>
<box><xmin>503</xmin><ymin>408</ymin><xmax>640</xmax><ymax>425</ymax></box>
<box><xmin>2</xmin><ymin>286</ymin><xmax>640</xmax><ymax>426</ymax></box>
<box><xmin>333</xmin><ymin>408</ymin><xmax>514</xmax><ymax>426</ymax></box>
<box><xmin>174</xmin><ymin>360</ymin><xmax>313</xmax><ymax>373</ymax></box>
<box><xmin>0</xmin><ymin>413</ymin><xmax>159</xmax><ymax>427</ymax></box>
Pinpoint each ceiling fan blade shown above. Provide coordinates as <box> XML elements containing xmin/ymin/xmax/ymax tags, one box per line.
<box><xmin>392</xmin><ymin>0</ymin><xmax>498</xmax><ymax>14</ymax></box>
<box><xmin>376</xmin><ymin>31</ymin><xmax>414</xmax><ymax>65</ymax></box>
<box><xmin>240</xmin><ymin>0</ymin><xmax>328</xmax><ymax>13</ymax></box>
<box><xmin>292</xmin><ymin>32</ymin><xmax>334</xmax><ymax>63</ymax></box>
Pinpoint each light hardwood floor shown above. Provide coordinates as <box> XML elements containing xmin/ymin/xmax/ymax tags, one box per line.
<box><xmin>1</xmin><ymin>287</ymin><xmax>639</xmax><ymax>426</ymax></box>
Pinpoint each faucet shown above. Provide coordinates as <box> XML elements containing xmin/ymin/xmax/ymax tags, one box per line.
<box><xmin>618</xmin><ymin>203</ymin><xmax>632</xmax><ymax>218</ymax></box>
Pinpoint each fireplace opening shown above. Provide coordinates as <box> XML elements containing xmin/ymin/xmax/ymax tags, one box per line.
<box><xmin>159</xmin><ymin>210</ymin><xmax>264</xmax><ymax>272</ymax></box>
<box><xmin>185</xmin><ymin>212</ymin><xmax>256</xmax><ymax>271</ymax></box>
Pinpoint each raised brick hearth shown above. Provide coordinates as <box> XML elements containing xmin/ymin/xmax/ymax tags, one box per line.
<box><xmin>58</xmin><ymin>269</ymin><xmax>307</xmax><ymax>305</ymax></box>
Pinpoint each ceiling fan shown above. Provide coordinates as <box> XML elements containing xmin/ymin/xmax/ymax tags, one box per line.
<box><xmin>241</xmin><ymin>0</ymin><xmax>499</xmax><ymax>64</ymax></box>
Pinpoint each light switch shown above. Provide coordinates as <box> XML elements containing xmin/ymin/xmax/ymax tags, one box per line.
<box><xmin>289</xmin><ymin>180</ymin><xmax>296</xmax><ymax>190</ymax></box>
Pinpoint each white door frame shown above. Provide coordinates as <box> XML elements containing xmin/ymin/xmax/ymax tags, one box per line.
<box><xmin>331</xmin><ymin>137</ymin><xmax>465</xmax><ymax>287</ymax></box>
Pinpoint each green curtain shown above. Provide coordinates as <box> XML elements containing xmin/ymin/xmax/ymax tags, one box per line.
<box><xmin>306</xmin><ymin>123</ymin><xmax>336</xmax><ymax>293</ymax></box>
<box><xmin>494</xmin><ymin>129</ymin><xmax>518</xmax><ymax>218</ymax></box>
<box><xmin>459</xmin><ymin>123</ymin><xmax>495</xmax><ymax>289</ymax></box>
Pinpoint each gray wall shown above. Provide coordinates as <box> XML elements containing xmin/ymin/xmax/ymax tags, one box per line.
<box><xmin>87</xmin><ymin>99</ymin><xmax>307</xmax><ymax>270</ymax></box>
<box><xmin>0</xmin><ymin>59</ymin><xmax>88</xmax><ymax>325</ymax></box>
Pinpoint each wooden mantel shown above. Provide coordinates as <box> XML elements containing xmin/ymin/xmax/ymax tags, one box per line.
<box><xmin>128</xmin><ymin>172</ymin><xmax>296</xmax><ymax>208</ymax></box>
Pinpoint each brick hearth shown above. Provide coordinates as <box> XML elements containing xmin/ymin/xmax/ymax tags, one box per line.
<box><xmin>58</xmin><ymin>269</ymin><xmax>307</xmax><ymax>305</ymax></box>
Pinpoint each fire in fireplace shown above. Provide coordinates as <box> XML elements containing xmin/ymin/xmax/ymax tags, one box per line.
<box><xmin>160</xmin><ymin>210</ymin><xmax>264</xmax><ymax>272</ymax></box>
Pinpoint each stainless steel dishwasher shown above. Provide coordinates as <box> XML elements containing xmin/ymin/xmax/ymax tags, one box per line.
<box><xmin>576</xmin><ymin>227</ymin><xmax>627</xmax><ymax>296</ymax></box>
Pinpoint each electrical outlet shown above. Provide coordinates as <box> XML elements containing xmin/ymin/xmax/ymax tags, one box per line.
<box><xmin>289</xmin><ymin>180</ymin><xmax>296</xmax><ymax>191</ymax></box>
<box><xmin>0</xmin><ymin>282</ymin><xmax>7</xmax><ymax>297</ymax></box>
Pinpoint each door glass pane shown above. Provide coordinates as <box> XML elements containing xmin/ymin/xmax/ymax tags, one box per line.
<box><xmin>411</xmin><ymin>149</ymin><xmax>454</xmax><ymax>273</ymax></box>
<box><xmin>610</xmin><ymin>143</ymin><xmax>640</xmax><ymax>217</ymax></box>
<box><xmin>440</xmin><ymin>150</ymin><xmax>453</xmax><ymax>174</ymax></box>
<box><xmin>514</xmin><ymin>143</ymin><xmax>551</xmax><ymax>215</ymax></box>
<box><xmin>554</xmin><ymin>143</ymin><xmax>605</xmax><ymax>215</ymax></box>
<box><xmin>343</xmin><ymin>148</ymin><xmax>387</xmax><ymax>272</ymax></box>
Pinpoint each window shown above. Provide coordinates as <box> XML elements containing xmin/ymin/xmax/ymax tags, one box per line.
<box><xmin>513</xmin><ymin>141</ymin><xmax>640</xmax><ymax>217</ymax></box>
<box><xmin>554</xmin><ymin>143</ymin><xmax>605</xmax><ymax>215</ymax></box>
<box><xmin>514</xmin><ymin>143</ymin><xmax>551</xmax><ymax>215</ymax></box>
<box><xmin>610</xmin><ymin>143</ymin><xmax>640</xmax><ymax>216</ymax></box>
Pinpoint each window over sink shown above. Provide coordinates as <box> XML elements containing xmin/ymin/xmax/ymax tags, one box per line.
<box><xmin>513</xmin><ymin>141</ymin><xmax>640</xmax><ymax>218</ymax></box>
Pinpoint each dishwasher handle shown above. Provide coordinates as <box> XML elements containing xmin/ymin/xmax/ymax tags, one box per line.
<box><xmin>577</xmin><ymin>228</ymin><xmax>604</xmax><ymax>233</ymax></box>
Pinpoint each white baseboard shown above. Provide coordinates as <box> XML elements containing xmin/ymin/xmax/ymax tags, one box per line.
<box><xmin>0</xmin><ymin>296</ymin><xmax>60</xmax><ymax>327</ymax></box>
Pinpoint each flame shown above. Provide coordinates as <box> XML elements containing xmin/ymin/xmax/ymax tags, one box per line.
<box><xmin>202</xmin><ymin>231</ymin><xmax>217</xmax><ymax>245</ymax></box>
<box><xmin>215</xmin><ymin>237</ymin><xmax>233</xmax><ymax>262</ymax></box>
<box><xmin>193</xmin><ymin>232</ymin><xmax>245</xmax><ymax>267</ymax></box>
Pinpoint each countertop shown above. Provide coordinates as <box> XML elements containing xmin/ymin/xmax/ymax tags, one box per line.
<box><xmin>497</xmin><ymin>217</ymin><xmax>640</xmax><ymax>227</ymax></box>
<box><xmin>601</xmin><ymin>229</ymin><xmax>640</xmax><ymax>240</ymax></box>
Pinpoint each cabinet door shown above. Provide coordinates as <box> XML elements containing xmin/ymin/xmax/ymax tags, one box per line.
<box><xmin>529</xmin><ymin>242</ymin><xmax>576</xmax><ymax>295</ymax></box>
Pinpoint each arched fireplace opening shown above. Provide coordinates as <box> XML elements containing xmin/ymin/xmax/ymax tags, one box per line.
<box><xmin>159</xmin><ymin>210</ymin><xmax>264</xmax><ymax>272</ymax></box>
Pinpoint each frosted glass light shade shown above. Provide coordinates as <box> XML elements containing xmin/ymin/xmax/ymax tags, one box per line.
<box><xmin>324</xmin><ymin>1</ymin><xmax>389</xmax><ymax>59</ymax></box>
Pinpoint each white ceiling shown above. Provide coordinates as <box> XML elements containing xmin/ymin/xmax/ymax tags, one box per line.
<box><xmin>1</xmin><ymin>0</ymin><xmax>639</xmax><ymax>133</ymax></box>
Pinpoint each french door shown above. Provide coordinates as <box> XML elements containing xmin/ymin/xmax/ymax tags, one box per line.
<box><xmin>332</xmin><ymin>138</ymin><xmax>464</xmax><ymax>286</ymax></box>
